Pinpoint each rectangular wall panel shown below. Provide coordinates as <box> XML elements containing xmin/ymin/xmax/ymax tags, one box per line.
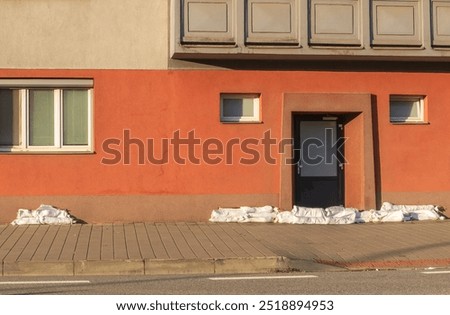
<box><xmin>432</xmin><ymin>0</ymin><xmax>450</xmax><ymax>46</ymax></box>
<box><xmin>309</xmin><ymin>0</ymin><xmax>361</xmax><ymax>46</ymax></box>
<box><xmin>371</xmin><ymin>0</ymin><xmax>422</xmax><ymax>46</ymax></box>
<box><xmin>246</xmin><ymin>0</ymin><xmax>299</xmax><ymax>45</ymax></box>
<box><xmin>182</xmin><ymin>0</ymin><xmax>235</xmax><ymax>44</ymax></box>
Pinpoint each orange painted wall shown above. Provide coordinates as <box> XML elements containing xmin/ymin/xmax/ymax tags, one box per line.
<box><xmin>344</xmin><ymin>114</ymin><xmax>364</xmax><ymax>209</ymax></box>
<box><xmin>0</xmin><ymin>69</ymin><xmax>449</xmax><ymax>217</ymax></box>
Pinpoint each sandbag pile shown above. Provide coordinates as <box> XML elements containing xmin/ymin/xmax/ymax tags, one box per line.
<box><xmin>209</xmin><ymin>205</ymin><xmax>278</xmax><ymax>223</ymax></box>
<box><xmin>276</xmin><ymin>206</ymin><xmax>357</xmax><ymax>224</ymax></box>
<box><xmin>355</xmin><ymin>202</ymin><xmax>442</xmax><ymax>223</ymax></box>
<box><xmin>11</xmin><ymin>204</ymin><xmax>77</xmax><ymax>225</ymax></box>
<box><xmin>210</xmin><ymin>202</ymin><xmax>445</xmax><ymax>224</ymax></box>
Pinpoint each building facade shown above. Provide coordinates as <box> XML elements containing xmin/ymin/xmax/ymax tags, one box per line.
<box><xmin>0</xmin><ymin>0</ymin><xmax>449</xmax><ymax>223</ymax></box>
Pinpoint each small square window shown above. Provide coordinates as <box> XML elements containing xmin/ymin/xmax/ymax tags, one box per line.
<box><xmin>220</xmin><ymin>94</ymin><xmax>260</xmax><ymax>122</ymax></box>
<box><xmin>389</xmin><ymin>96</ymin><xmax>425</xmax><ymax>123</ymax></box>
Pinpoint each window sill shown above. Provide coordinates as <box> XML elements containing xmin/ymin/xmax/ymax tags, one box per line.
<box><xmin>0</xmin><ymin>148</ymin><xmax>95</xmax><ymax>155</ymax></box>
<box><xmin>390</xmin><ymin>121</ymin><xmax>430</xmax><ymax>125</ymax></box>
<box><xmin>220</xmin><ymin>121</ymin><xmax>263</xmax><ymax>124</ymax></box>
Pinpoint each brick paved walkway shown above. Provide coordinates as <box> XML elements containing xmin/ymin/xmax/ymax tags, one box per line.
<box><xmin>239</xmin><ymin>221</ymin><xmax>450</xmax><ymax>269</ymax></box>
<box><xmin>0</xmin><ymin>221</ymin><xmax>449</xmax><ymax>276</ymax></box>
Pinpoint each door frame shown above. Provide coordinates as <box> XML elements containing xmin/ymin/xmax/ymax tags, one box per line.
<box><xmin>280</xmin><ymin>93</ymin><xmax>377</xmax><ymax>211</ymax></box>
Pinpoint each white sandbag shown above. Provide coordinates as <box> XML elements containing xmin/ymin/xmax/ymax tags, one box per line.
<box><xmin>11</xmin><ymin>204</ymin><xmax>76</xmax><ymax>225</ymax></box>
<box><xmin>292</xmin><ymin>206</ymin><xmax>328</xmax><ymax>224</ymax></box>
<box><xmin>238</xmin><ymin>206</ymin><xmax>256</xmax><ymax>213</ymax></box>
<box><xmin>381</xmin><ymin>202</ymin><xmax>441</xmax><ymax>221</ymax></box>
<box><xmin>210</xmin><ymin>208</ymin><xmax>248</xmax><ymax>222</ymax></box>
<box><xmin>246</xmin><ymin>212</ymin><xmax>277</xmax><ymax>223</ymax></box>
<box><xmin>325</xmin><ymin>206</ymin><xmax>357</xmax><ymax>224</ymax></box>
<box><xmin>409</xmin><ymin>209</ymin><xmax>440</xmax><ymax>221</ymax></box>
<box><xmin>355</xmin><ymin>210</ymin><xmax>372</xmax><ymax>224</ymax></box>
<box><xmin>209</xmin><ymin>206</ymin><xmax>277</xmax><ymax>223</ymax></box>
<box><xmin>275</xmin><ymin>211</ymin><xmax>296</xmax><ymax>224</ymax></box>
<box><xmin>355</xmin><ymin>208</ymin><xmax>404</xmax><ymax>223</ymax></box>
<box><xmin>292</xmin><ymin>206</ymin><xmax>324</xmax><ymax>217</ymax></box>
<box><xmin>381</xmin><ymin>202</ymin><xmax>435</xmax><ymax>212</ymax></box>
<box><xmin>276</xmin><ymin>206</ymin><xmax>357</xmax><ymax>224</ymax></box>
<box><xmin>275</xmin><ymin>211</ymin><xmax>324</xmax><ymax>224</ymax></box>
<box><xmin>12</xmin><ymin>217</ymin><xmax>40</xmax><ymax>225</ymax></box>
<box><xmin>253</xmin><ymin>205</ymin><xmax>276</xmax><ymax>213</ymax></box>
<box><xmin>373</xmin><ymin>209</ymin><xmax>405</xmax><ymax>222</ymax></box>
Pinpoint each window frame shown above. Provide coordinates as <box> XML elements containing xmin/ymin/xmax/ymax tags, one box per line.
<box><xmin>220</xmin><ymin>93</ymin><xmax>261</xmax><ymax>123</ymax></box>
<box><xmin>0</xmin><ymin>80</ymin><xmax>93</xmax><ymax>153</ymax></box>
<box><xmin>389</xmin><ymin>95</ymin><xmax>426</xmax><ymax>124</ymax></box>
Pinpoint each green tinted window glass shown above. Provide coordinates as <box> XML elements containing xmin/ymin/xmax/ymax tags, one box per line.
<box><xmin>63</xmin><ymin>90</ymin><xmax>88</xmax><ymax>145</ymax></box>
<box><xmin>0</xmin><ymin>89</ymin><xmax>21</xmax><ymax>146</ymax></box>
<box><xmin>29</xmin><ymin>90</ymin><xmax>54</xmax><ymax>146</ymax></box>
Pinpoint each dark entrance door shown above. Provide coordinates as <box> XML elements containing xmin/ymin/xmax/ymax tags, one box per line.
<box><xmin>294</xmin><ymin>115</ymin><xmax>345</xmax><ymax>208</ymax></box>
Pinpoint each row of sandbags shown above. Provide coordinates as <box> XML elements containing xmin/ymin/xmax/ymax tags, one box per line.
<box><xmin>209</xmin><ymin>202</ymin><xmax>445</xmax><ymax>224</ymax></box>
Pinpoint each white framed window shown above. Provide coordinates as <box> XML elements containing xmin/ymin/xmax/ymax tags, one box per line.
<box><xmin>220</xmin><ymin>93</ymin><xmax>260</xmax><ymax>123</ymax></box>
<box><xmin>389</xmin><ymin>95</ymin><xmax>425</xmax><ymax>123</ymax></box>
<box><xmin>0</xmin><ymin>79</ymin><xmax>93</xmax><ymax>153</ymax></box>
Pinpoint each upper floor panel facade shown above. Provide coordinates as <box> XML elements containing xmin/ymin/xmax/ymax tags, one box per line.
<box><xmin>2</xmin><ymin>0</ymin><xmax>450</xmax><ymax>70</ymax></box>
<box><xmin>171</xmin><ymin>0</ymin><xmax>450</xmax><ymax>61</ymax></box>
<box><xmin>0</xmin><ymin>0</ymin><xmax>169</xmax><ymax>69</ymax></box>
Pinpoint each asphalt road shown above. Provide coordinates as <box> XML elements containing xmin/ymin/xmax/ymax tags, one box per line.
<box><xmin>0</xmin><ymin>269</ymin><xmax>449</xmax><ymax>295</ymax></box>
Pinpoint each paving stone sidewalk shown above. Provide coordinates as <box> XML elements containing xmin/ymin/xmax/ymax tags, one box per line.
<box><xmin>242</xmin><ymin>220</ymin><xmax>450</xmax><ymax>270</ymax></box>
<box><xmin>0</xmin><ymin>220</ymin><xmax>449</xmax><ymax>276</ymax></box>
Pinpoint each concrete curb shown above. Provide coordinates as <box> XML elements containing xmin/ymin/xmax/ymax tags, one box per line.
<box><xmin>4</xmin><ymin>257</ymin><xmax>449</xmax><ymax>276</ymax></box>
<box><xmin>1</xmin><ymin>256</ymin><xmax>289</xmax><ymax>277</ymax></box>
<box><xmin>145</xmin><ymin>258</ymin><xmax>216</xmax><ymax>275</ymax></box>
<box><xmin>315</xmin><ymin>258</ymin><xmax>450</xmax><ymax>270</ymax></box>
<box><xmin>214</xmin><ymin>257</ymin><xmax>287</xmax><ymax>274</ymax></box>
<box><xmin>75</xmin><ymin>260</ymin><xmax>145</xmax><ymax>276</ymax></box>
<box><xmin>3</xmin><ymin>261</ymin><xmax>74</xmax><ymax>276</ymax></box>
<box><xmin>285</xmin><ymin>259</ymin><xmax>347</xmax><ymax>272</ymax></box>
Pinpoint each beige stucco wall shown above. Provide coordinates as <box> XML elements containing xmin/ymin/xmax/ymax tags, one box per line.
<box><xmin>0</xmin><ymin>0</ymin><xmax>169</xmax><ymax>69</ymax></box>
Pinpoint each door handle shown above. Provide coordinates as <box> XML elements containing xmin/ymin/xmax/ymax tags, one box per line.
<box><xmin>297</xmin><ymin>161</ymin><xmax>302</xmax><ymax>175</ymax></box>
